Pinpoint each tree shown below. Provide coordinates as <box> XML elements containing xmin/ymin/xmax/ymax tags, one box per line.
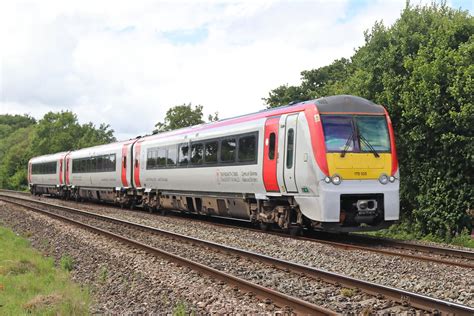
<box><xmin>153</xmin><ymin>103</ymin><xmax>219</xmax><ymax>133</ymax></box>
<box><xmin>30</xmin><ymin>111</ymin><xmax>116</xmax><ymax>155</ymax></box>
<box><xmin>263</xmin><ymin>58</ymin><xmax>352</xmax><ymax>108</ymax></box>
<box><xmin>265</xmin><ymin>2</ymin><xmax>473</xmax><ymax>238</ymax></box>
<box><xmin>0</xmin><ymin>114</ymin><xmax>36</xmax><ymax>139</ymax></box>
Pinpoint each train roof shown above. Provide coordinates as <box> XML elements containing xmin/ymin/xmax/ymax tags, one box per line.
<box><xmin>314</xmin><ymin>95</ymin><xmax>385</xmax><ymax>114</ymax></box>
<box><xmin>29</xmin><ymin>151</ymin><xmax>69</xmax><ymax>163</ymax></box>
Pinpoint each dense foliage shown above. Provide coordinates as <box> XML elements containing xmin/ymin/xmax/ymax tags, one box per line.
<box><xmin>153</xmin><ymin>103</ymin><xmax>219</xmax><ymax>134</ymax></box>
<box><xmin>0</xmin><ymin>112</ymin><xmax>115</xmax><ymax>190</ymax></box>
<box><xmin>264</xmin><ymin>3</ymin><xmax>473</xmax><ymax>238</ymax></box>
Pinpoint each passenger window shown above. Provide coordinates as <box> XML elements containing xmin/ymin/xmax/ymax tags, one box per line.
<box><xmin>220</xmin><ymin>138</ymin><xmax>236</xmax><ymax>162</ymax></box>
<box><xmin>157</xmin><ymin>148</ymin><xmax>167</xmax><ymax>167</ymax></box>
<box><xmin>191</xmin><ymin>143</ymin><xmax>203</xmax><ymax>165</ymax></box>
<box><xmin>97</xmin><ymin>156</ymin><xmax>104</xmax><ymax>172</ymax></box>
<box><xmin>109</xmin><ymin>154</ymin><xmax>116</xmax><ymax>171</ymax></box>
<box><xmin>286</xmin><ymin>129</ymin><xmax>294</xmax><ymax>169</ymax></box>
<box><xmin>167</xmin><ymin>146</ymin><xmax>177</xmax><ymax>166</ymax></box>
<box><xmin>238</xmin><ymin>135</ymin><xmax>256</xmax><ymax>162</ymax></box>
<box><xmin>204</xmin><ymin>141</ymin><xmax>218</xmax><ymax>164</ymax></box>
<box><xmin>269</xmin><ymin>133</ymin><xmax>276</xmax><ymax>160</ymax></box>
<box><xmin>179</xmin><ymin>144</ymin><xmax>189</xmax><ymax>165</ymax></box>
<box><xmin>91</xmin><ymin>157</ymin><xmax>96</xmax><ymax>172</ymax></box>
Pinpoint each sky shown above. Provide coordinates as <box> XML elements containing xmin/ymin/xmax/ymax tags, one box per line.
<box><xmin>1</xmin><ymin>0</ymin><xmax>472</xmax><ymax>141</ymax></box>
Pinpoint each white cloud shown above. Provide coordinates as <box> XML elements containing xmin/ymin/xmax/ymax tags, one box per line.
<box><xmin>0</xmin><ymin>0</ymin><xmax>466</xmax><ymax>141</ymax></box>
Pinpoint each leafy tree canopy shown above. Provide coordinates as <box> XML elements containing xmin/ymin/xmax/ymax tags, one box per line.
<box><xmin>153</xmin><ymin>103</ymin><xmax>219</xmax><ymax>133</ymax></box>
<box><xmin>265</xmin><ymin>2</ymin><xmax>473</xmax><ymax>238</ymax></box>
<box><xmin>0</xmin><ymin>114</ymin><xmax>36</xmax><ymax>140</ymax></box>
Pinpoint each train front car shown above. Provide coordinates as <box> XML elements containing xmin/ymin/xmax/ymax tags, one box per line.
<box><xmin>302</xmin><ymin>95</ymin><xmax>399</xmax><ymax>232</ymax></box>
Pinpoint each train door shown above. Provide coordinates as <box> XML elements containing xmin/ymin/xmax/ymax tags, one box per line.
<box><xmin>283</xmin><ymin>114</ymin><xmax>298</xmax><ymax>193</ymax></box>
<box><xmin>65</xmin><ymin>154</ymin><xmax>71</xmax><ymax>186</ymax></box>
<box><xmin>121</xmin><ymin>144</ymin><xmax>130</xmax><ymax>187</ymax></box>
<box><xmin>263</xmin><ymin>116</ymin><xmax>280</xmax><ymax>192</ymax></box>
<box><xmin>58</xmin><ymin>157</ymin><xmax>63</xmax><ymax>186</ymax></box>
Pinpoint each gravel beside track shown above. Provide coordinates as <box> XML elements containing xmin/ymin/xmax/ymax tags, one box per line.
<box><xmin>30</xmin><ymin>195</ymin><xmax>474</xmax><ymax>308</ymax></box>
<box><xmin>0</xmin><ymin>201</ymin><xmax>278</xmax><ymax>314</ymax></box>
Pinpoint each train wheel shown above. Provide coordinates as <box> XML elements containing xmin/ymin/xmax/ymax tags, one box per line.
<box><xmin>159</xmin><ymin>208</ymin><xmax>167</xmax><ymax>216</ymax></box>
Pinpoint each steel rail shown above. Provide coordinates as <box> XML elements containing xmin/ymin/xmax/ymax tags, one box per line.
<box><xmin>342</xmin><ymin>233</ymin><xmax>474</xmax><ymax>261</ymax></box>
<box><xmin>2</xmin><ymin>195</ymin><xmax>473</xmax><ymax>315</ymax></box>
<box><xmin>0</xmin><ymin>197</ymin><xmax>335</xmax><ymax>315</ymax></box>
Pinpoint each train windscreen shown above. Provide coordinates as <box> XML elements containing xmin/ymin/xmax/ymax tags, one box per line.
<box><xmin>321</xmin><ymin>115</ymin><xmax>390</xmax><ymax>152</ymax></box>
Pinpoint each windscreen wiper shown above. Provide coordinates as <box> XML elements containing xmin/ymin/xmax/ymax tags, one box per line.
<box><xmin>340</xmin><ymin>130</ymin><xmax>354</xmax><ymax>158</ymax></box>
<box><xmin>359</xmin><ymin>134</ymin><xmax>380</xmax><ymax>158</ymax></box>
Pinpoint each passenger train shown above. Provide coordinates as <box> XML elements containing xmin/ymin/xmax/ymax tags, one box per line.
<box><xmin>28</xmin><ymin>95</ymin><xmax>399</xmax><ymax>233</ymax></box>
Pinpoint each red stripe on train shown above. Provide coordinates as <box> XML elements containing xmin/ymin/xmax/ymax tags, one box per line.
<box><xmin>134</xmin><ymin>141</ymin><xmax>142</xmax><ymax>187</ymax></box>
<box><xmin>384</xmin><ymin>108</ymin><xmax>398</xmax><ymax>175</ymax></box>
<box><xmin>121</xmin><ymin>144</ymin><xmax>129</xmax><ymax>187</ymax></box>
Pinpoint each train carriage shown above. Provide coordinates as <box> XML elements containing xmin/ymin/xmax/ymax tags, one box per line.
<box><xmin>66</xmin><ymin>140</ymin><xmax>137</xmax><ymax>204</ymax></box>
<box><xmin>28</xmin><ymin>95</ymin><xmax>400</xmax><ymax>233</ymax></box>
<box><xmin>28</xmin><ymin>151</ymin><xmax>70</xmax><ymax>196</ymax></box>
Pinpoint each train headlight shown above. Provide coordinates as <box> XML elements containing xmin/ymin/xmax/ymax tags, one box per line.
<box><xmin>379</xmin><ymin>174</ymin><xmax>389</xmax><ymax>185</ymax></box>
<box><xmin>331</xmin><ymin>174</ymin><xmax>342</xmax><ymax>185</ymax></box>
<box><xmin>324</xmin><ymin>176</ymin><xmax>331</xmax><ymax>183</ymax></box>
<box><xmin>389</xmin><ymin>176</ymin><xmax>396</xmax><ymax>183</ymax></box>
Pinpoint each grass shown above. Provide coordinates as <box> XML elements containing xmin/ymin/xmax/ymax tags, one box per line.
<box><xmin>60</xmin><ymin>255</ymin><xmax>74</xmax><ymax>272</ymax></box>
<box><xmin>340</xmin><ymin>288</ymin><xmax>355</xmax><ymax>298</ymax></box>
<box><xmin>173</xmin><ymin>300</ymin><xmax>192</xmax><ymax>316</ymax></box>
<box><xmin>0</xmin><ymin>226</ymin><xmax>90</xmax><ymax>315</ymax></box>
<box><xmin>363</xmin><ymin>222</ymin><xmax>474</xmax><ymax>249</ymax></box>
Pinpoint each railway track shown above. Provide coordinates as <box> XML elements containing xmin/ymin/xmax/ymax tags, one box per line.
<box><xmin>1</xmin><ymin>189</ymin><xmax>473</xmax><ymax>269</ymax></box>
<box><xmin>175</xmin><ymin>211</ymin><xmax>474</xmax><ymax>269</ymax></box>
<box><xmin>1</xmin><ymin>194</ymin><xmax>473</xmax><ymax>315</ymax></box>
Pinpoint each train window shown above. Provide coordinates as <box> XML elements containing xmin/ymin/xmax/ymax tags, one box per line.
<box><xmin>157</xmin><ymin>148</ymin><xmax>167</xmax><ymax>167</ymax></box>
<box><xmin>321</xmin><ymin>116</ymin><xmax>354</xmax><ymax>152</ymax></box>
<box><xmin>32</xmin><ymin>161</ymin><xmax>57</xmax><ymax>174</ymax></box>
<box><xmin>204</xmin><ymin>141</ymin><xmax>218</xmax><ymax>164</ymax></box>
<box><xmin>88</xmin><ymin>158</ymin><xmax>92</xmax><ymax>172</ymax></box>
<box><xmin>286</xmin><ymin>128</ymin><xmax>294</xmax><ymax>169</ymax></box>
<box><xmin>71</xmin><ymin>161</ymin><xmax>76</xmax><ymax>173</ymax></box>
<box><xmin>269</xmin><ymin>133</ymin><xmax>276</xmax><ymax>160</ymax></box>
<box><xmin>109</xmin><ymin>154</ymin><xmax>116</xmax><ymax>171</ymax></box>
<box><xmin>178</xmin><ymin>144</ymin><xmax>189</xmax><ymax>166</ymax></box>
<box><xmin>191</xmin><ymin>143</ymin><xmax>203</xmax><ymax>165</ymax></box>
<box><xmin>97</xmin><ymin>156</ymin><xmax>104</xmax><ymax>172</ymax></box>
<box><xmin>147</xmin><ymin>148</ymin><xmax>156</xmax><ymax>169</ymax></box>
<box><xmin>238</xmin><ymin>135</ymin><xmax>256</xmax><ymax>162</ymax></box>
<box><xmin>167</xmin><ymin>145</ymin><xmax>177</xmax><ymax>166</ymax></box>
<box><xmin>91</xmin><ymin>157</ymin><xmax>97</xmax><ymax>172</ymax></box>
<box><xmin>220</xmin><ymin>138</ymin><xmax>236</xmax><ymax>162</ymax></box>
<box><xmin>103</xmin><ymin>155</ymin><xmax>108</xmax><ymax>171</ymax></box>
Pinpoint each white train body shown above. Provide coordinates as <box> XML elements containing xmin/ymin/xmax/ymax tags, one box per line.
<box><xmin>28</xmin><ymin>95</ymin><xmax>400</xmax><ymax>232</ymax></box>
